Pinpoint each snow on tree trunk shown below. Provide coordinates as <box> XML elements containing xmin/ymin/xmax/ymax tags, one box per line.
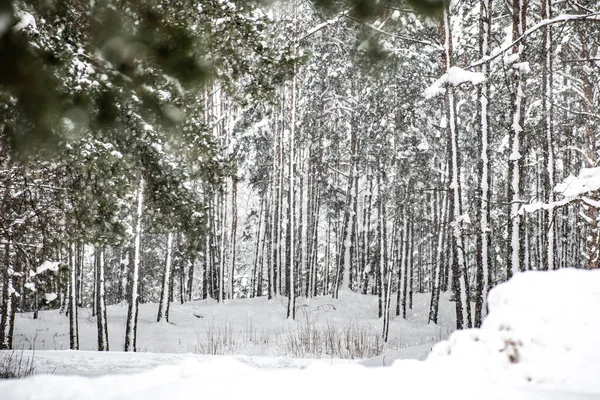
<box><xmin>442</xmin><ymin>3</ymin><xmax>470</xmax><ymax>330</ymax></box>
<box><xmin>125</xmin><ymin>176</ymin><xmax>144</xmax><ymax>352</ymax></box>
<box><xmin>507</xmin><ymin>0</ymin><xmax>528</xmax><ymax>278</ymax></box>
<box><xmin>541</xmin><ymin>0</ymin><xmax>555</xmax><ymax>271</ymax></box>
<box><xmin>336</xmin><ymin>128</ymin><xmax>356</xmax><ymax>298</ymax></box>
<box><xmin>579</xmin><ymin>33</ymin><xmax>599</xmax><ymax>269</ymax></box>
<box><xmin>0</xmin><ymin>256</ymin><xmax>15</xmax><ymax>349</ymax></box>
<box><xmin>96</xmin><ymin>247</ymin><xmax>109</xmax><ymax>351</ymax></box>
<box><xmin>157</xmin><ymin>232</ymin><xmax>173</xmax><ymax>322</ymax></box>
<box><xmin>428</xmin><ymin>186</ymin><xmax>446</xmax><ymax>324</ymax></box>
<box><xmin>475</xmin><ymin>0</ymin><xmax>493</xmax><ymax>328</ymax></box>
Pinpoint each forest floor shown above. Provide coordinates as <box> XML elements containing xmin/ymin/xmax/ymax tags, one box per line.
<box><xmin>2</xmin><ymin>268</ymin><xmax>600</xmax><ymax>400</ymax></box>
<box><xmin>11</xmin><ymin>289</ymin><xmax>455</xmax><ymax>374</ymax></box>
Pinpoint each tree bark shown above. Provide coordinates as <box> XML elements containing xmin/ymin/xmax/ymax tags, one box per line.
<box><xmin>125</xmin><ymin>176</ymin><xmax>144</xmax><ymax>352</ymax></box>
<box><xmin>157</xmin><ymin>232</ymin><xmax>173</xmax><ymax>322</ymax></box>
<box><xmin>96</xmin><ymin>247</ymin><xmax>109</xmax><ymax>351</ymax></box>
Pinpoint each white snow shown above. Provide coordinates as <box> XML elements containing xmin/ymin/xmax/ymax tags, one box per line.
<box><xmin>513</xmin><ymin>61</ymin><xmax>531</xmax><ymax>74</ymax></box>
<box><xmin>424</xmin><ymin>66</ymin><xmax>485</xmax><ymax>99</ymax></box>
<box><xmin>36</xmin><ymin>261</ymin><xmax>60</xmax><ymax>275</ymax></box>
<box><xmin>3</xmin><ymin>355</ymin><xmax>587</xmax><ymax>400</ymax></box>
<box><xmin>24</xmin><ymin>282</ymin><xmax>36</xmax><ymax>292</ymax></box>
<box><xmin>554</xmin><ymin>167</ymin><xmax>600</xmax><ymax>198</ymax></box>
<box><xmin>13</xmin><ymin>11</ymin><xmax>36</xmax><ymax>32</ymax></box>
<box><xmin>429</xmin><ymin>269</ymin><xmax>600</xmax><ymax>394</ymax></box>
<box><xmin>2</xmin><ymin>269</ymin><xmax>599</xmax><ymax>399</ymax></box>
<box><xmin>44</xmin><ymin>293</ymin><xmax>58</xmax><ymax>303</ymax></box>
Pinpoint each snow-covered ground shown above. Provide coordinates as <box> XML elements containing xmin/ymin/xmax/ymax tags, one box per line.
<box><xmin>2</xmin><ymin>269</ymin><xmax>600</xmax><ymax>400</ymax></box>
<box><xmin>12</xmin><ymin>289</ymin><xmax>454</xmax><ymax>362</ymax></box>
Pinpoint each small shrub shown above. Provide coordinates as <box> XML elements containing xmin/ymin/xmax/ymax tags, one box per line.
<box><xmin>287</xmin><ymin>309</ymin><xmax>384</xmax><ymax>359</ymax></box>
<box><xmin>195</xmin><ymin>320</ymin><xmax>239</xmax><ymax>355</ymax></box>
<box><xmin>0</xmin><ymin>351</ymin><xmax>36</xmax><ymax>379</ymax></box>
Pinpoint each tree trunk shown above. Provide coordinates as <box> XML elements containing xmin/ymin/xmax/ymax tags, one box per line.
<box><xmin>96</xmin><ymin>247</ymin><xmax>109</xmax><ymax>351</ymax></box>
<box><xmin>287</xmin><ymin>55</ymin><xmax>297</xmax><ymax>320</ymax></box>
<box><xmin>442</xmin><ymin>3</ymin><xmax>471</xmax><ymax>330</ymax></box>
<box><xmin>475</xmin><ymin>0</ymin><xmax>493</xmax><ymax>328</ymax></box>
<box><xmin>69</xmin><ymin>242</ymin><xmax>79</xmax><ymax>350</ymax></box>
<box><xmin>230</xmin><ymin>176</ymin><xmax>238</xmax><ymax>299</ymax></box>
<box><xmin>507</xmin><ymin>0</ymin><xmax>528</xmax><ymax>278</ymax></box>
<box><xmin>125</xmin><ymin>176</ymin><xmax>144</xmax><ymax>352</ymax></box>
<box><xmin>157</xmin><ymin>232</ymin><xmax>173</xmax><ymax>322</ymax></box>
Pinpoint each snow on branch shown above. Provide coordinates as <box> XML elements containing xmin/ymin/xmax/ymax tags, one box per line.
<box><xmin>521</xmin><ymin>167</ymin><xmax>600</xmax><ymax>214</ymax></box>
<box><xmin>424</xmin><ymin>67</ymin><xmax>485</xmax><ymax>99</ymax></box>
<box><xmin>554</xmin><ymin>167</ymin><xmax>600</xmax><ymax>197</ymax></box>
<box><xmin>469</xmin><ymin>11</ymin><xmax>600</xmax><ymax>69</ymax></box>
<box><xmin>298</xmin><ymin>10</ymin><xmax>349</xmax><ymax>42</ymax></box>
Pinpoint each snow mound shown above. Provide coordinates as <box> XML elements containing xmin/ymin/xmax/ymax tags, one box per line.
<box><xmin>428</xmin><ymin>269</ymin><xmax>600</xmax><ymax>393</ymax></box>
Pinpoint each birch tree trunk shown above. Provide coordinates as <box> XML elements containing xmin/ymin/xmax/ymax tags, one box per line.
<box><xmin>0</xmin><ymin>242</ymin><xmax>15</xmax><ymax>349</ymax></box>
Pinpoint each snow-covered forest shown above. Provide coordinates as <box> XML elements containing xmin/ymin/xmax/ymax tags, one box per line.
<box><xmin>1</xmin><ymin>0</ymin><xmax>600</xmax><ymax>397</ymax></box>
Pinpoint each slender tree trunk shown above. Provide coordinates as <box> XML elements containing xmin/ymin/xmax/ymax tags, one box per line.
<box><xmin>0</xmin><ymin>242</ymin><xmax>15</xmax><ymax>349</ymax></box>
<box><xmin>401</xmin><ymin>214</ymin><xmax>409</xmax><ymax>319</ymax></box>
<box><xmin>507</xmin><ymin>0</ymin><xmax>528</xmax><ymax>278</ymax></box>
<box><xmin>157</xmin><ymin>232</ymin><xmax>173</xmax><ymax>322</ymax></box>
<box><xmin>442</xmin><ymin>2</ymin><xmax>471</xmax><ymax>330</ymax></box>
<box><xmin>69</xmin><ymin>242</ymin><xmax>79</xmax><ymax>350</ymax></box>
<box><xmin>96</xmin><ymin>247</ymin><xmax>109</xmax><ymax>351</ymax></box>
<box><xmin>187</xmin><ymin>257</ymin><xmax>195</xmax><ymax>302</ymax></box>
<box><xmin>125</xmin><ymin>177</ymin><xmax>144</xmax><ymax>352</ymax></box>
<box><xmin>230</xmin><ymin>176</ymin><xmax>238</xmax><ymax>299</ymax></box>
<box><xmin>408</xmin><ymin>221</ymin><xmax>414</xmax><ymax>310</ymax></box>
<box><xmin>541</xmin><ymin>0</ymin><xmax>554</xmax><ymax>271</ymax></box>
<box><xmin>251</xmin><ymin>197</ymin><xmax>264</xmax><ymax>298</ymax></box>
<box><xmin>287</xmin><ymin>54</ymin><xmax>297</xmax><ymax>320</ymax></box>
<box><xmin>475</xmin><ymin>0</ymin><xmax>493</xmax><ymax>328</ymax></box>
<box><xmin>336</xmin><ymin>123</ymin><xmax>357</xmax><ymax>298</ymax></box>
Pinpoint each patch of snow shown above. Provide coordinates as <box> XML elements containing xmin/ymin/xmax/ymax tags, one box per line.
<box><xmin>424</xmin><ymin>67</ymin><xmax>485</xmax><ymax>99</ymax></box>
<box><xmin>513</xmin><ymin>62</ymin><xmax>531</xmax><ymax>74</ymax></box>
<box><xmin>24</xmin><ymin>282</ymin><xmax>36</xmax><ymax>292</ymax></box>
<box><xmin>37</xmin><ymin>261</ymin><xmax>60</xmax><ymax>275</ymax></box>
<box><xmin>45</xmin><ymin>292</ymin><xmax>58</xmax><ymax>303</ymax></box>
<box><xmin>13</xmin><ymin>11</ymin><xmax>36</xmax><ymax>32</ymax></box>
<box><xmin>554</xmin><ymin>167</ymin><xmax>600</xmax><ymax>198</ymax></box>
<box><xmin>2</xmin><ymin>270</ymin><xmax>600</xmax><ymax>399</ymax></box>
